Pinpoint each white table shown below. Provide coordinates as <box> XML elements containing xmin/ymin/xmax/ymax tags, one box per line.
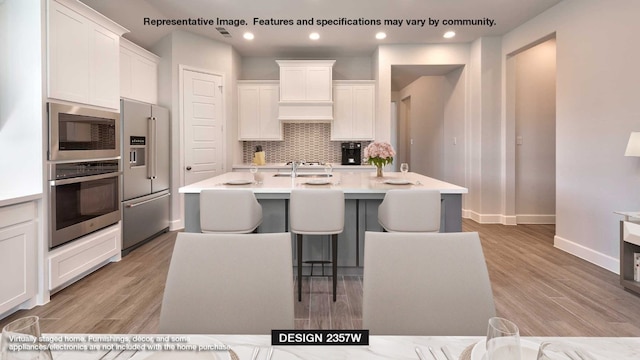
<box><xmin>22</xmin><ymin>335</ymin><xmax>640</xmax><ymax>359</ymax></box>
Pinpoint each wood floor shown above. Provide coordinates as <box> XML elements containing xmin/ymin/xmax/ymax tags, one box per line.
<box><xmin>3</xmin><ymin>219</ymin><xmax>640</xmax><ymax>336</ymax></box>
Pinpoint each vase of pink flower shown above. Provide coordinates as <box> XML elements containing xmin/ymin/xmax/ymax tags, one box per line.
<box><xmin>364</xmin><ymin>141</ymin><xmax>395</xmax><ymax>177</ymax></box>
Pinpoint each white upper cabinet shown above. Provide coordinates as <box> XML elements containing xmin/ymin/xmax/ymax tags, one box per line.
<box><xmin>238</xmin><ymin>81</ymin><xmax>282</xmax><ymax>140</ymax></box>
<box><xmin>89</xmin><ymin>24</ymin><xmax>120</xmax><ymax>108</ymax></box>
<box><xmin>276</xmin><ymin>60</ymin><xmax>335</xmax><ymax>121</ymax></box>
<box><xmin>331</xmin><ymin>81</ymin><xmax>375</xmax><ymax>140</ymax></box>
<box><xmin>48</xmin><ymin>1</ymin><xmax>90</xmax><ymax>104</ymax></box>
<box><xmin>120</xmin><ymin>38</ymin><xmax>159</xmax><ymax>104</ymax></box>
<box><xmin>48</xmin><ymin>0</ymin><xmax>128</xmax><ymax>110</ymax></box>
<box><xmin>279</xmin><ymin>63</ymin><xmax>333</xmax><ymax>101</ymax></box>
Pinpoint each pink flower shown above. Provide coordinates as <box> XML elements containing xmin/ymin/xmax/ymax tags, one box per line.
<box><xmin>364</xmin><ymin>142</ymin><xmax>395</xmax><ymax>167</ymax></box>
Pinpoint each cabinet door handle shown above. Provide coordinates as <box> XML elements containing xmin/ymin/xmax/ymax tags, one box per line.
<box><xmin>186</xmin><ymin>166</ymin><xmax>192</xmax><ymax>171</ymax></box>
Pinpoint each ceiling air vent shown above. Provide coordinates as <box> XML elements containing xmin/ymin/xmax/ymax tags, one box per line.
<box><xmin>216</xmin><ymin>27</ymin><xmax>231</xmax><ymax>38</ymax></box>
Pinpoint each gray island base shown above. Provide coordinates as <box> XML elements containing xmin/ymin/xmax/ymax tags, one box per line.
<box><xmin>180</xmin><ymin>171</ymin><xmax>467</xmax><ymax>269</ymax></box>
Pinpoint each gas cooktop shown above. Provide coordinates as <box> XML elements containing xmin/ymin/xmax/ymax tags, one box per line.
<box><xmin>285</xmin><ymin>161</ymin><xmax>325</xmax><ymax>166</ymax></box>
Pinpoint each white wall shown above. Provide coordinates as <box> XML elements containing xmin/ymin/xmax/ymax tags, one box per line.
<box><xmin>0</xmin><ymin>0</ymin><xmax>44</xmax><ymax>201</ymax></box>
<box><xmin>240</xmin><ymin>56</ymin><xmax>373</xmax><ymax>80</ymax></box>
<box><xmin>514</xmin><ymin>39</ymin><xmax>556</xmax><ymax>223</ymax></box>
<box><xmin>443</xmin><ymin>67</ymin><xmax>466</xmax><ymax>188</ymax></box>
<box><xmin>375</xmin><ymin>43</ymin><xmax>469</xmax><ymax>172</ymax></box>
<box><xmin>466</xmin><ymin>37</ymin><xmax>503</xmax><ymax>223</ymax></box>
<box><xmin>502</xmin><ymin>0</ymin><xmax>640</xmax><ymax>272</ymax></box>
<box><xmin>152</xmin><ymin>30</ymin><xmax>236</xmax><ymax>230</ymax></box>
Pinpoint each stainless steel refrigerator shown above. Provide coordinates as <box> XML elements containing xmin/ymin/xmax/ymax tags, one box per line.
<box><xmin>120</xmin><ymin>99</ymin><xmax>170</xmax><ymax>254</ymax></box>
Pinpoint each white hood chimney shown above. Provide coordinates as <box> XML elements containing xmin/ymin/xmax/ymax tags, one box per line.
<box><xmin>277</xmin><ymin>60</ymin><xmax>335</xmax><ymax>122</ymax></box>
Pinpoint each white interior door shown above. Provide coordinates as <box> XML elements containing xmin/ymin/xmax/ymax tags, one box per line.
<box><xmin>182</xmin><ymin>69</ymin><xmax>224</xmax><ymax>185</ymax></box>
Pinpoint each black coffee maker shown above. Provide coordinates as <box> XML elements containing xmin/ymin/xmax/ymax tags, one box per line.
<box><xmin>341</xmin><ymin>142</ymin><xmax>362</xmax><ymax>165</ymax></box>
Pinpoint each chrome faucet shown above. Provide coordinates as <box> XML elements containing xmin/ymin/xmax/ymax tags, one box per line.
<box><xmin>291</xmin><ymin>161</ymin><xmax>299</xmax><ymax>178</ymax></box>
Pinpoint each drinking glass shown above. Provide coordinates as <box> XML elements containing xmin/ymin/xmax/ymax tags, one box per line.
<box><xmin>1</xmin><ymin>316</ymin><xmax>53</xmax><ymax>360</ymax></box>
<box><xmin>324</xmin><ymin>163</ymin><xmax>333</xmax><ymax>177</ymax></box>
<box><xmin>486</xmin><ymin>317</ymin><xmax>521</xmax><ymax>360</ymax></box>
<box><xmin>249</xmin><ymin>164</ymin><xmax>258</xmax><ymax>182</ymax></box>
<box><xmin>536</xmin><ymin>342</ymin><xmax>578</xmax><ymax>360</ymax></box>
<box><xmin>400</xmin><ymin>163</ymin><xmax>409</xmax><ymax>177</ymax></box>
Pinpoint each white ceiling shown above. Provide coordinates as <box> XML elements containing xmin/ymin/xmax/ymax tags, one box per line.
<box><xmin>79</xmin><ymin>0</ymin><xmax>561</xmax><ymax>91</ymax></box>
<box><xmin>80</xmin><ymin>0</ymin><xmax>562</xmax><ymax>58</ymax></box>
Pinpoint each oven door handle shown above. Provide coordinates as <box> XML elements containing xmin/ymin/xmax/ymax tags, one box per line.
<box><xmin>49</xmin><ymin>171</ymin><xmax>121</xmax><ymax>186</ymax></box>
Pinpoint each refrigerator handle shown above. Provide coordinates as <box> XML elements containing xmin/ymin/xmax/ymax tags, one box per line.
<box><xmin>148</xmin><ymin>117</ymin><xmax>157</xmax><ymax>180</ymax></box>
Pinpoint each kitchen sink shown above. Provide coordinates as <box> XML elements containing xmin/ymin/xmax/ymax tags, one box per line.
<box><xmin>273</xmin><ymin>173</ymin><xmax>333</xmax><ymax>177</ymax></box>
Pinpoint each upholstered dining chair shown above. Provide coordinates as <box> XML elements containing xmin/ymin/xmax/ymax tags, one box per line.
<box><xmin>377</xmin><ymin>189</ymin><xmax>441</xmax><ymax>232</ymax></box>
<box><xmin>158</xmin><ymin>232</ymin><xmax>294</xmax><ymax>334</ymax></box>
<box><xmin>199</xmin><ymin>189</ymin><xmax>262</xmax><ymax>233</ymax></box>
<box><xmin>362</xmin><ymin>231</ymin><xmax>496</xmax><ymax>335</ymax></box>
<box><xmin>289</xmin><ymin>188</ymin><xmax>344</xmax><ymax>302</ymax></box>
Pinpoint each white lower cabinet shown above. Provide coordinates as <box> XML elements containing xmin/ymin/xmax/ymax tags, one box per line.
<box><xmin>0</xmin><ymin>202</ymin><xmax>37</xmax><ymax>315</ymax></box>
<box><xmin>331</xmin><ymin>81</ymin><xmax>375</xmax><ymax>140</ymax></box>
<box><xmin>48</xmin><ymin>223</ymin><xmax>121</xmax><ymax>291</ymax></box>
<box><xmin>238</xmin><ymin>81</ymin><xmax>282</xmax><ymax>140</ymax></box>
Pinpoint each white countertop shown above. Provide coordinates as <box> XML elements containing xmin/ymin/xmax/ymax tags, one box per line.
<box><xmin>179</xmin><ymin>171</ymin><xmax>468</xmax><ymax>194</ymax></box>
<box><xmin>0</xmin><ymin>193</ymin><xmax>42</xmax><ymax>208</ymax></box>
<box><xmin>32</xmin><ymin>334</ymin><xmax>640</xmax><ymax>360</ymax></box>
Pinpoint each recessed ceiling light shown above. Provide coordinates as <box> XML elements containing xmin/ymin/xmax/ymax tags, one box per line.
<box><xmin>443</xmin><ymin>31</ymin><xmax>456</xmax><ymax>39</ymax></box>
<box><xmin>243</xmin><ymin>32</ymin><xmax>254</xmax><ymax>40</ymax></box>
<box><xmin>309</xmin><ymin>32</ymin><xmax>320</xmax><ymax>40</ymax></box>
<box><xmin>375</xmin><ymin>32</ymin><xmax>387</xmax><ymax>40</ymax></box>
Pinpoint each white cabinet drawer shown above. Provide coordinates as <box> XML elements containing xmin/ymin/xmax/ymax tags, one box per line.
<box><xmin>0</xmin><ymin>201</ymin><xmax>37</xmax><ymax>229</ymax></box>
<box><xmin>49</xmin><ymin>223</ymin><xmax>121</xmax><ymax>290</ymax></box>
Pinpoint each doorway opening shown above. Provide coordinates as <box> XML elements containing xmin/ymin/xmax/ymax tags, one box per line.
<box><xmin>390</xmin><ymin>65</ymin><xmax>465</xmax><ymax>181</ymax></box>
<box><xmin>507</xmin><ymin>36</ymin><xmax>557</xmax><ymax>224</ymax></box>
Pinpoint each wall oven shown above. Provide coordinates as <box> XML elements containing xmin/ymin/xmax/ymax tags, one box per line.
<box><xmin>48</xmin><ymin>102</ymin><xmax>120</xmax><ymax>161</ymax></box>
<box><xmin>48</xmin><ymin>159</ymin><xmax>121</xmax><ymax>249</ymax></box>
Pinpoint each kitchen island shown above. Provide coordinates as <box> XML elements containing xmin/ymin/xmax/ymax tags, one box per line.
<box><xmin>179</xmin><ymin>171</ymin><xmax>467</xmax><ymax>268</ymax></box>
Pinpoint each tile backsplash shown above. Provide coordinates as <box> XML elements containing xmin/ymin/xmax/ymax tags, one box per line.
<box><xmin>242</xmin><ymin>123</ymin><xmax>370</xmax><ymax>164</ymax></box>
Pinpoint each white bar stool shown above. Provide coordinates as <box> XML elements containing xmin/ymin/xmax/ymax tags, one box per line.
<box><xmin>378</xmin><ymin>189</ymin><xmax>441</xmax><ymax>232</ymax></box>
<box><xmin>200</xmin><ymin>189</ymin><xmax>263</xmax><ymax>233</ymax></box>
<box><xmin>289</xmin><ymin>189</ymin><xmax>344</xmax><ymax>302</ymax></box>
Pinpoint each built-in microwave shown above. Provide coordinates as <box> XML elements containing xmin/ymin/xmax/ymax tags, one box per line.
<box><xmin>48</xmin><ymin>102</ymin><xmax>120</xmax><ymax>161</ymax></box>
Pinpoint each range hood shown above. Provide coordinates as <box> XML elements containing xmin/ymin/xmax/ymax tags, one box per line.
<box><xmin>277</xmin><ymin>60</ymin><xmax>335</xmax><ymax>121</ymax></box>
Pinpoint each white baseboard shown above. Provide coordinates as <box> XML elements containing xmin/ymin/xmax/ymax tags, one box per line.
<box><xmin>464</xmin><ymin>211</ymin><xmax>617</xmax><ymax>274</ymax></box>
<box><xmin>169</xmin><ymin>219</ymin><xmax>184</xmax><ymax>231</ymax></box>
<box><xmin>554</xmin><ymin>235</ymin><xmax>619</xmax><ymax>274</ymax></box>
<box><xmin>463</xmin><ymin>210</ymin><xmax>515</xmax><ymax>225</ymax></box>
<box><xmin>516</xmin><ymin>214</ymin><xmax>556</xmax><ymax>224</ymax></box>
<box><xmin>463</xmin><ymin>210</ymin><xmax>554</xmax><ymax>225</ymax></box>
